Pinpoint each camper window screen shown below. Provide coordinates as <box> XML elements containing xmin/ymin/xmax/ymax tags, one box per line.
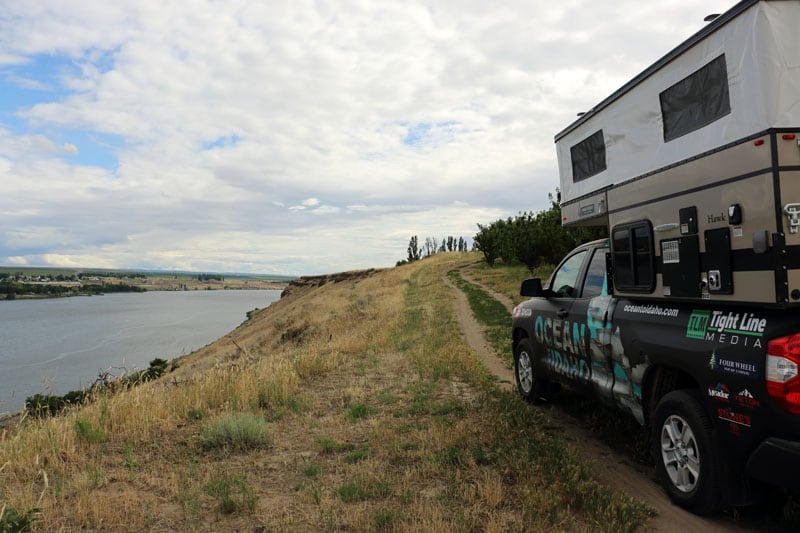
<box><xmin>660</xmin><ymin>55</ymin><xmax>731</xmax><ymax>142</ymax></box>
<box><xmin>570</xmin><ymin>129</ymin><xmax>606</xmax><ymax>182</ymax></box>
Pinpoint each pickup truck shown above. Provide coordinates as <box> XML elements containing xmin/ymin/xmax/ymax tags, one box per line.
<box><xmin>511</xmin><ymin>238</ymin><xmax>800</xmax><ymax>514</ymax></box>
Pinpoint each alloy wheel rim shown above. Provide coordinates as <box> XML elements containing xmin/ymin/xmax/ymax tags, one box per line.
<box><xmin>517</xmin><ymin>350</ymin><xmax>533</xmax><ymax>394</ymax></box>
<box><xmin>660</xmin><ymin>414</ymin><xmax>700</xmax><ymax>493</ymax></box>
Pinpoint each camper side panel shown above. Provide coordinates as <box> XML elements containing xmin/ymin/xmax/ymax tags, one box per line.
<box><xmin>608</xmin><ymin>136</ymin><xmax>782</xmax><ymax>305</ymax></box>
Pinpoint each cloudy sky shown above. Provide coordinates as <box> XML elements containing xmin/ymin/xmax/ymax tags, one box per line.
<box><xmin>0</xmin><ymin>0</ymin><xmax>734</xmax><ymax>275</ymax></box>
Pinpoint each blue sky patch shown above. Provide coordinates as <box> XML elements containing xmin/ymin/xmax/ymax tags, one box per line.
<box><xmin>402</xmin><ymin>121</ymin><xmax>460</xmax><ymax>149</ymax></box>
<box><xmin>203</xmin><ymin>134</ymin><xmax>241</xmax><ymax>151</ymax></box>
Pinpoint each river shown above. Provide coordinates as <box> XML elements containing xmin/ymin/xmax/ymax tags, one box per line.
<box><xmin>0</xmin><ymin>289</ymin><xmax>281</xmax><ymax>416</ymax></box>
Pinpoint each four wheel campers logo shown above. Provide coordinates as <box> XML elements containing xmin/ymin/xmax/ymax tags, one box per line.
<box><xmin>708</xmin><ymin>351</ymin><xmax>760</xmax><ymax>379</ymax></box>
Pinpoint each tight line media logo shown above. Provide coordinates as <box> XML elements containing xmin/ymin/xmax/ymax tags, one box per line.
<box><xmin>686</xmin><ymin>310</ymin><xmax>711</xmax><ymax>339</ymax></box>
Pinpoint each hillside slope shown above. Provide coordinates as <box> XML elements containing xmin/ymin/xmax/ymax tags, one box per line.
<box><xmin>0</xmin><ymin>253</ymin><xmax>652</xmax><ymax>531</ymax></box>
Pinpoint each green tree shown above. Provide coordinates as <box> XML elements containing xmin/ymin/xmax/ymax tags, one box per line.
<box><xmin>474</xmin><ymin>191</ymin><xmax>607</xmax><ymax>269</ymax></box>
<box><xmin>407</xmin><ymin>236</ymin><xmax>421</xmax><ymax>262</ymax></box>
<box><xmin>473</xmin><ymin>223</ymin><xmax>503</xmax><ymax>266</ymax></box>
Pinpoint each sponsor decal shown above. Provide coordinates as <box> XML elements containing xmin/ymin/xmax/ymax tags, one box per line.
<box><xmin>707</xmin><ymin>383</ymin><xmax>730</xmax><ymax>402</ymax></box>
<box><xmin>687</xmin><ymin>310</ymin><xmax>710</xmax><ymax>339</ymax></box>
<box><xmin>733</xmin><ymin>388</ymin><xmax>761</xmax><ymax>409</ymax></box>
<box><xmin>718</xmin><ymin>407</ymin><xmax>751</xmax><ymax>427</ymax></box>
<box><xmin>708</xmin><ymin>351</ymin><xmax>760</xmax><ymax>379</ymax></box>
<box><xmin>622</xmin><ymin>304</ymin><xmax>679</xmax><ymax>318</ymax></box>
<box><xmin>686</xmin><ymin>309</ymin><xmax>766</xmax><ymax>348</ymax></box>
<box><xmin>513</xmin><ymin>306</ymin><xmax>532</xmax><ymax>319</ymax></box>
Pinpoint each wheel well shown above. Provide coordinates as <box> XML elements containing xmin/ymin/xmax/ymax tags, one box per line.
<box><xmin>642</xmin><ymin>365</ymin><xmax>699</xmax><ymax>429</ymax></box>
<box><xmin>512</xmin><ymin>327</ymin><xmax>529</xmax><ymax>348</ymax></box>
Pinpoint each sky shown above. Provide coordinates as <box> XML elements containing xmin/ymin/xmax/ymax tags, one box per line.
<box><xmin>0</xmin><ymin>0</ymin><xmax>735</xmax><ymax>275</ymax></box>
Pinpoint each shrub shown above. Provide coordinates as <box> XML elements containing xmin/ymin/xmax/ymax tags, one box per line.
<box><xmin>199</xmin><ymin>413</ymin><xmax>271</xmax><ymax>452</ymax></box>
<box><xmin>0</xmin><ymin>506</ymin><xmax>39</xmax><ymax>532</ymax></box>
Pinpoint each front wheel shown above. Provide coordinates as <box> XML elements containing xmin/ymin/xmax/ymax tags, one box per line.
<box><xmin>652</xmin><ymin>389</ymin><xmax>722</xmax><ymax>515</ymax></box>
<box><xmin>514</xmin><ymin>338</ymin><xmax>551</xmax><ymax>403</ymax></box>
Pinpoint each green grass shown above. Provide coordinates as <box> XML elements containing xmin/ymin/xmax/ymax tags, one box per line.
<box><xmin>0</xmin><ymin>506</ymin><xmax>40</xmax><ymax>532</ymax></box>
<box><xmin>343</xmin><ymin>449</ymin><xmax>369</xmax><ymax>464</ymax></box>
<box><xmin>337</xmin><ymin>478</ymin><xmax>392</xmax><ymax>503</ymax></box>
<box><xmin>303</xmin><ymin>463</ymin><xmax>321</xmax><ymax>478</ymax></box>
<box><xmin>315</xmin><ymin>436</ymin><xmax>354</xmax><ymax>454</ymax></box>
<box><xmin>199</xmin><ymin>413</ymin><xmax>271</xmax><ymax>452</ymax></box>
<box><xmin>204</xmin><ymin>474</ymin><xmax>256</xmax><ymax>514</ymax></box>
<box><xmin>447</xmin><ymin>269</ymin><xmax>513</xmax><ymax>365</ymax></box>
<box><xmin>74</xmin><ymin>418</ymin><xmax>107</xmax><ymax>444</ymax></box>
<box><xmin>346</xmin><ymin>403</ymin><xmax>377</xmax><ymax>421</ymax></box>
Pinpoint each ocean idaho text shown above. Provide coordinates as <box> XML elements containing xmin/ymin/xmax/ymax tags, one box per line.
<box><xmin>531</xmin><ymin>314</ymin><xmax>590</xmax><ymax>382</ymax></box>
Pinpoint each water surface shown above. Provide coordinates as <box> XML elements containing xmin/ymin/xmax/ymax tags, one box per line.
<box><xmin>0</xmin><ymin>289</ymin><xmax>280</xmax><ymax>415</ymax></box>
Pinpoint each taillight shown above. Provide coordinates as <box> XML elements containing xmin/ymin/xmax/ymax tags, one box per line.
<box><xmin>766</xmin><ymin>334</ymin><xmax>800</xmax><ymax>414</ymax></box>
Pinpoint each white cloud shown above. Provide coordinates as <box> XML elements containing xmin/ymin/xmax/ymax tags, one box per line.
<box><xmin>61</xmin><ymin>143</ymin><xmax>78</xmax><ymax>155</ymax></box>
<box><xmin>0</xmin><ymin>0</ymin><xmax>737</xmax><ymax>274</ymax></box>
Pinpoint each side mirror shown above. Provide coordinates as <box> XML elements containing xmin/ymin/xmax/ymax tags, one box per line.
<box><xmin>520</xmin><ymin>278</ymin><xmax>544</xmax><ymax>297</ymax></box>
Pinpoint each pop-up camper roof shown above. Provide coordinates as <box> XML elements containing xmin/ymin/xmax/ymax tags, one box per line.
<box><xmin>556</xmin><ymin>0</ymin><xmax>800</xmax><ymax>225</ymax></box>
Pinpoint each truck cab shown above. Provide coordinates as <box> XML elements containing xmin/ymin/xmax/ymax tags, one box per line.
<box><xmin>512</xmin><ymin>239</ymin><xmax>800</xmax><ymax>514</ymax></box>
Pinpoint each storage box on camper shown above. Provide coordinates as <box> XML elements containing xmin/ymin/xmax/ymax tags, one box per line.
<box><xmin>555</xmin><ymin>0</ymin><xmax>800</xmax><ymax>307</ymax></box>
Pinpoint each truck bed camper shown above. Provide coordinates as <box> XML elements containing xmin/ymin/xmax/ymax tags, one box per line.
<box><xmin>556</xmin><ymin>0</ymin><xmax>800</xmax><ymax>306</ymax></box>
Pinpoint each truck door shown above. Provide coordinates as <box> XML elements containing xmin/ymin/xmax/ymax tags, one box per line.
<box><xmin>534</xmin><ymin>249</ymin><xmax>590</xmax><ymax>385</ymax></box>
<box><xmin>568</xmin><ymin>246</ymin><xmax>617</xmax><ymax>403</ymax></box>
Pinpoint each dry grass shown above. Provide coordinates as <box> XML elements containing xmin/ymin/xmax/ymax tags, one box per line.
<box><xmin>0</xmin><ymin>253</ymin><xmax>652</xmax><ymax>531</ymax></box>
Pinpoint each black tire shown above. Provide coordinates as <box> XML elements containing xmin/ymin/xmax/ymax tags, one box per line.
<box><xmin>514</xmin><ymin>338</ymin><xmax>550</xmax><ymax>403</ymax></box>
<box><xmin>652</xmin><ymin>389</ymin><xmax>722</xmax><ymax>515</ymax></box>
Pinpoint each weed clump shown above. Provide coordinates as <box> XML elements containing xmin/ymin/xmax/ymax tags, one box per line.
<box><xmin>0</xmin><ymin>505</ymin><xmax>40</xmax><ymax>532</ymax></box>
<box><xmin>204</xmin><ymin>474</ymin><xmax>256</xmax><ymax>514</ymax></box>
<box><xmin>199</xmin><ymin>413</ymin><xmax>271</xmax><ymax>452</ymax></box>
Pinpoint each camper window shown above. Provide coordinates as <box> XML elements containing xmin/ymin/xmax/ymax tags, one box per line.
<box><xmin>612</xmin><ymin>221</ymin><xmax>654</xmax><ymax>292</ymax></box>
<box><xmin>659</xmin><ymin>54</ymin><xmax>731</xmax><ymax>142</ymax></box>
<box><xmin>570</xmin><ymin>129</ymin><xmax>606</xmax><ymax>182</ymax></box>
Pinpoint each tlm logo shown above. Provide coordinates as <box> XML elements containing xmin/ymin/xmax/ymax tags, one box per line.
<box><xmin>686</xmin><ymin>310</ymin><xmax>711</xmax><ymax>339</ymax></box>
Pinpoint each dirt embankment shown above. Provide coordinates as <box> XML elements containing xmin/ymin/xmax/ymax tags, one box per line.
<box><xmin>280</xmin><ymin>268</ymin><xmax>384</xmax><ymax>299</ymax></box>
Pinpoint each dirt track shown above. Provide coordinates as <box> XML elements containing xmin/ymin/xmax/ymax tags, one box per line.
<box><xmin>444</xmin><ymin>269</ymin><xmax>758</xmax><ymax>532</ymax></box>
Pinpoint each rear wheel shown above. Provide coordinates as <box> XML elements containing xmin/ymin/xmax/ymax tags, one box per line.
<box><xmin>514</xmin><ymin>338</ymin><xmax>551</xmax><ymax>403</ymax></box>
<box><xmin>652</xmin><ymin>389</ymin><xmax>722</xmax><ymax>514</ymax></box>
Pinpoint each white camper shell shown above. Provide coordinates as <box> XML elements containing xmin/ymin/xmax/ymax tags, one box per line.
<box><xmin>556</xmin><ymin>0</ymin><xmax>800</xmax><ymax>306</ymax></box>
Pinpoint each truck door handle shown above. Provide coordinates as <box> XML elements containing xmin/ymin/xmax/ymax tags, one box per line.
<box><xmin>557</xmin><ymin>309</ymin><xmax>569</xmax><ymax>318</ymax></box>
